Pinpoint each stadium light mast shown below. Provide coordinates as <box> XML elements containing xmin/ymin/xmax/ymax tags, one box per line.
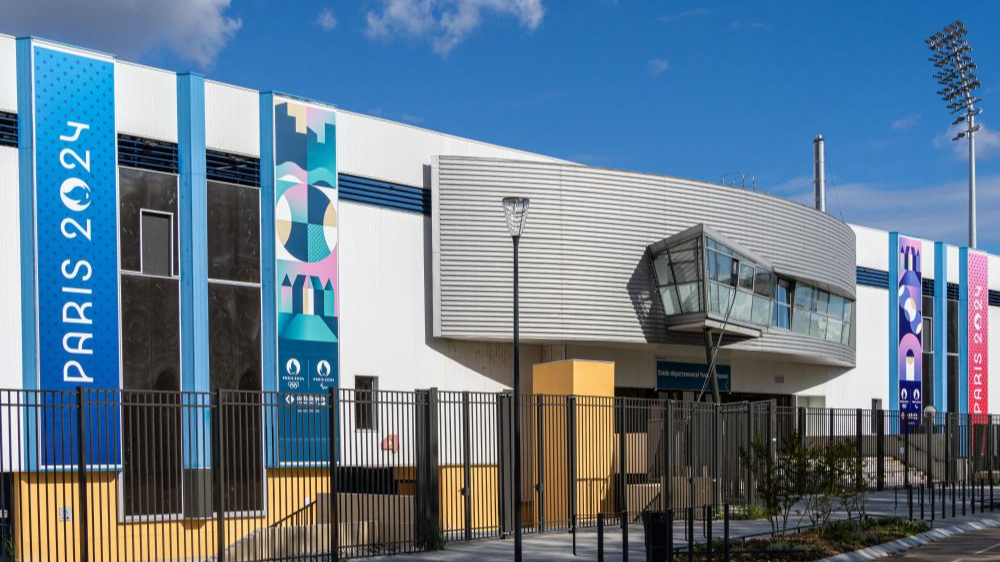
<box><xmin>927</xmin><ymin>20</ymin><xmax>984</xmax><ymax>248</ymax></box>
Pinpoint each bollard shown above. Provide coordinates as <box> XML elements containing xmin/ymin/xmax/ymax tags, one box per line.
<box><xmin>597</xmin><ymin>513</ymin><xmax>604</xmax><ymax>562</ymax></box>
<box><xmin>952</xmin><ymin>480</ymin><xmax>956</xmax><ymax>518</ymax></box>
<box><xmin>667</xmin><ymin>509</ymin><xmax>674</xmax><ymax>562</ymax></box>
<box><xmin>930</xmin><ymin>481</ymin><xmax>935</xmax><ymax>522</ymax></box>
<box><xmin>687</xmin><ymin>506</ymin><xmax>695</xmax><ymax>562</ymax></box>
<box><xmin>622</xmin><ymin>511</ymin><xmax>629</xmax><ymax>562</ymax></box>
<box><xmin>706</xmin><ymin>505</ymin><xmax>713</xmax><ymax>562</ymax></box>
<box><xmin>572</xmin><ymin>513</ymin><xmax>577</xmax><ymax>557</ymax></box>
<box><xmin>963</xmin><ymin>479</ymin><xmax>967</xmax><ymax>516</ymax></box>
<box><xmin>908</xmin><ymin>485</ymin><xmax>913</xmax><ymax>520</ymax></box>
<box><xmin>723</xmin><ymin>504</ymin><xmax>730</xmax><ymax>562</ymax></box>
<box><xmin>920</xmin><ymin>484</ymin><xmax>925</xmax><ymax>520</ymax></box>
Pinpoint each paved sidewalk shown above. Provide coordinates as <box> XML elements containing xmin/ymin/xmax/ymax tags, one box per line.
<box><xmin>370</xmin><ymin>489</ymin><xmax>1000</xmax><ymax>561</ymax></box>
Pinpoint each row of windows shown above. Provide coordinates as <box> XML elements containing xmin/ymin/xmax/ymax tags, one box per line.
<box><xmin>651</xmin><ymin>235</ymin><xmax>855</xmax><ymax>344</ymax></box>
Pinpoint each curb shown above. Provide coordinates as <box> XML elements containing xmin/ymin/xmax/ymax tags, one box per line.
<box><xmin>814</xmin><ymin>517</ymin><xmax>1000</xmax><ymax>562</ymax></box>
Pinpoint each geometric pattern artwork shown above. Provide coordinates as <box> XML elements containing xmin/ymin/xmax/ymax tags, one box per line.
<box><xmin>273</xmin><ymin>98</ymin><xmax>338</xmax><ymax>464</ymax></box>
<box><xmin>897</xmin><ymin>236</ymin><xmax>923</xmax><ymax>430</ymax></box>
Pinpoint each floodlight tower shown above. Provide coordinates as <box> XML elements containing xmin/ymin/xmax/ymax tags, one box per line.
<box><xmin>927</xmin><ymin>20</ymin><xmax>984</xmax><ymax>248</ymax></box>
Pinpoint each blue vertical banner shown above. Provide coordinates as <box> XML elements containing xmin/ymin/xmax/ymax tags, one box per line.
<box><xmin>933</xmin><ymin>242</ymin><xmax>947</xmax><ymax>413</ymax></box>
<box><xmin>272</xmin><ymin>96</ymin><xmax>338</xmax><ymax>465</ymax></box>
<box><xmin>896</xmin><ymin>235</ymin><xmax>923</xmax><ymax>432</ymax></box>
<box><xmin>29</xmin><ymin>43</ymin><xmax>120</xmax><ymax>467</ymax></box>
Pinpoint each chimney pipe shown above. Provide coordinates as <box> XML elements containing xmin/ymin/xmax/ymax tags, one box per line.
<box><xmin>813</xmin><ymin>135</ymin><xmax>826</xmax><ymax>213</ymax></box>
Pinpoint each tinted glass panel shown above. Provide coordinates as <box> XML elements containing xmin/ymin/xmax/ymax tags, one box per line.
<box><xmin>652</xmin><ymin>253</ymin><xmax>673</xmax><ymax>286</ymax></box>
<box><xmin>676</xmin><ymin>282</ymin><xmax>702</xmax><ymax>314</ymax></box>
<box><xmin>209</xmin><ymin>283</ymin><xmax>263</xmax><ymax>513</ymax></box>
<box><xmin>120</xmin><ymin>168</ymin><xmax>179</xmax><ymax>275</ymax></box>
<box><xmin>948</xmin><ymin>300</ymin><xmax>959</xmax><ymax>354</ymax></box>
<box><xmin>141</xmin><ymin>212</ymin><xmax>172</xmax><ymax>276</ymax></box>
<box><xmin>208</xmin><ymin>181</ymin><xmax>261</xmax><ymax>283</ymax></box>
<box><xmin>356</xmin><ymin>376</ymin><xmax>378</xmax><ymax>430</ymax></box>
<box><xmin>659</xmin><ymin>286</ymin><xmax>680</xmax><ymax>316</ymax></box>
<box><xmin>120</xmin><ymin>276</ymin><xmax>181</xmax><ymax>517</ymax></box>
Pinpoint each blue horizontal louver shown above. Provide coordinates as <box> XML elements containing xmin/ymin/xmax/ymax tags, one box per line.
<box><xmin>0</xmin><ymin>111</ymin><xmax>17</xmax><ymax>148</ymax></box>
<box><xmin>339</xmin><ymin>173</ymin><xmax>429</xmax><ymax>215</ymax></box>
<box><xmin>922</xmin><ymin>278</ymin><xmax>935</xmax><ymax>297</ymax></box>
<box><xmin>118</xmin><ymin>135</ymin><xmax>178</xmax><ymax>174</ymax></box>
<box><xmin>207</xmin><ymin>149</ymin><xmax>260</xmax><ymax>187</ymax></box>
<box><xmin>948</xmin><ymin>283</ymin><xmax>960</xmax><ymax>302</ymax></box>
<box><xmin>856</xmin><ymin>267</ymin><xmax>889</xmax><ymax>288</ymax></box>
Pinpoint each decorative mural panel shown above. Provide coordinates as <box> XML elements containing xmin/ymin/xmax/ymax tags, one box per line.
<box><xmin>30</xmin><ymin>44</ymin><xmax>120</xmax><ymax>467</ymax></box>
<box><xmin>897</xmin><ymin>236</ymin><xmax>923</xmax><ymax>429</ymax></box>
<box><xmin>272</xmin><ymin>98</ymin><xmax>338</xmax><ymax>464</ymax></box>
<box><xmin>968</xmin><ymin>250</ymin><xmax>989</xmax><ymax>420</ymax></box>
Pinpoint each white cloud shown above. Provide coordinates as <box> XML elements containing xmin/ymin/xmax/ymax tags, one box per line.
<box><xmin>365</xmin><ymin>0</ymin><xmax>545</xmax><ymax>56</ymax></box>
<box><xmin>891</xmin><ymin>115</ymin><xmax>919</xmax><ymax>131</ymax></box>
<box><xmin>934</xmin><ymin>122</ymin><xmax>1000</xmax><ymax>160</ymax></box>
<box><xmin>768</xmin><ymin>174</ymin><xmax>1000</xmax><ymax>250</ymax></box>
<box><xmin>647</xmin><ymin>58</ymin><xmax>669</xmax><ymax>76</ymax></box>
<box><xmin>317</xmin><ymin>7</ymin><xmax>338</xmax><ymax>31</ymax></box>
<box><xmin>0</xmin><ymin>0</ymin><xmax>242</xmax><ymax>67</ymax></box>
<box><xmin>658</xmin><ymin>8</ymin><xmax>708</xmax><ymax>23</ymax></box>
<box><xmin>730</xmin><ymin>21</ymin><xmax>772</xmax><ymax>31</ymax></box>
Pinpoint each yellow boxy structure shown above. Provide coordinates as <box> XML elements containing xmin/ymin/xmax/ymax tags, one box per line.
<box><xmin>528</xmin><ymin>360</ymin><xmax>617</xmax><ymax>527</ymax></box>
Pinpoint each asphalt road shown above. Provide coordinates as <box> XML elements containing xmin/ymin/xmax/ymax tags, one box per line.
<box><xmin>890</xmin><ymin>527</ymin><xmax>1000</xmax><ymax>561</ymax></box>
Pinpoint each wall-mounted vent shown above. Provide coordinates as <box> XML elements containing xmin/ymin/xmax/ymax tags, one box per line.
<box><xmin>856</xmin><ymin>267</ymin><xmax>889</xmax><ymax>289</ymax></box>
<box><xmin>948</xmin><ymin>283</ymin><xmax>960</xmax><ymax>301</ymax></box>
<box><xmin>339</xmin><ymin>174</ymin><xmax>429</xmax><ymax>215</ymax></box>
<box><xmin>0</xmin><ymin>111</ymin><xmax>17</xmax><ymax>148</ymax></box>
<box><xmin>207</xmin><ymin>150</ymin><xmax>260</xmax><ymax>187</ymax></box>
<box><xmin>118</xmin><ymin>135</ymin><xmax>178</xmax><ymax>174</ymax></box>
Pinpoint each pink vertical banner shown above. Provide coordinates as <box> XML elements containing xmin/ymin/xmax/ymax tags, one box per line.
<box><xmin>968</xmin><ymin>251</ymin><xmax>989</xmax><ymax>422</ymax></box>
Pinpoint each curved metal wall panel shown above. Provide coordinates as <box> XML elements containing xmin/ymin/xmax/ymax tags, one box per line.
<box><xmin>434</xmin><ymin>156</ymin><xmax>856</xmax><ymax>366</ymax></box>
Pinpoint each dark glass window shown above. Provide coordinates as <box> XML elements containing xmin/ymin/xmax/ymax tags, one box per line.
<box><xmin>141</xmin><ymin>211</ymin><xmax>172</xmax><ymax>276</ymax></box>
<box><xmin>208</xmin><ymin>181</ymin><xmax>261</xmax><ymax>283</ymax></box>
<box><xmin>355</xmin><ymin>376</ymin><xmax>378</xmax><ymax>431</ymax></box>
<box><xmin>209</xmin><ymin>284</ymin><xmax>263</xmax><ymax>513</ymax></box>
<box><xmin>120</xmin><ymin>168</ymin><xmax>179</xmax><ymax>275</ymax></box>
<box><xmin>120</xmin><ymin>276</ymin><xmax>181</xmax><ymax>518</ymax></box>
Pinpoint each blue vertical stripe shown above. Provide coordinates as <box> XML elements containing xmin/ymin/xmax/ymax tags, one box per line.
<box><xmin>959</xmin><ymin>247</ymin><xmax>969</xmax><ymax>415</ymax></box>
<box><xmin>178</xmin><ymin>73</ymin><xmax>209</xmax><ymax>468</ymax></box>
<box><xmin>934</xmin><ymin>242</ymin><xmax>947</xmax><ymax>412</ymax></box>
<box><xmin>260</xmin><ymin>93</ymin><xmax>276</xmax><ymax>394</ymax></box>
<box><xmin>16</xmin><ymin>38</ymin><xmax>37</xmax><ymax>471</ymax></box>
<box><xmin>889</xmin><ymin>232</ymin><xmax>899</xmax><ymax>414</ymax></box>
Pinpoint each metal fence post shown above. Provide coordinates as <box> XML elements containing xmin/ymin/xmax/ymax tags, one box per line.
<box><xmin>617</xmin><ymin>398</ymin><xmax>627</xmax><ymax>517</ymax></box>
<box><xmin>797</xmin><ymin>407</ymin><xmax>805</xmax><ymax>447</ymax></box>
<box><xmin>327</xmin><ymin>387</ymin><xmax>340</xmax><ymax>561</ymax></box>
<box><xmin>535</xmin><ymin>395</ymin><xmax>545</xmax><ymax>533</ymax></box>
<box><xmin>462</xmin><ymin>391</ymin><xmax>473</xmax><ymax>540</ymax></box>
<box><xmin>567</xmin><ymin>396</ymin><xmax>577</xmax><ymax>533</ymax></box>
<box><xmin>926</xmin><ymin>412</ymin><xmax>934</xmax><ymax>495</ymax></box>
<box><xmin>75</xmin><ymin>387</ymin><xmax>89</xmax><ymax>562</ymax></box>
<box><xmin>767</xmin><ymin>400</ymin><xmax>777</xmax><ymax>458</ymax></box>
<box><xmin>876</xmin><ymin>408</ymin><xmax>885</xmax><ymax>491</ymax></box>
<box><xmin>496</xmin><ymin>392</ymin><xmax>512</xmax><ymax>538</ymax></box>
<box><xmin>744</xmin><ymin>402</ymin><xmax>753</xmax><ymax>504</ymax></box>
<box><xmin>211</xmin><ymin>389</ymin><xmax>225</xmax><ymax>562</ymax></box>
<box><xmin>856</xmin><ymin>409</ymin><xmax>863</xmax><ymax>490</ymax></box>
<box><xmin>662</xmin><ymin>401</ymin><xmax>673</xmax><ymax>512</ymax></box>
<box><xmin>712</xmin><ymin>403</ymin><xmax>720</xmax><ymax>510</ymax></box>
<box><xmin>415</xmin><ymin>388</ymin><xmax>441</xmax><ymax>548</ymax></box>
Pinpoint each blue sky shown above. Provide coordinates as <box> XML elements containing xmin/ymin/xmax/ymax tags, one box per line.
<box><xmin>6</xmin><ymin>0</ymin><xmax>1000</xmax><ymax>251</ymax></box>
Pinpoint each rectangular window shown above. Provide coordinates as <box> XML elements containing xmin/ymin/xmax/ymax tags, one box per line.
<box><xmin>140</xmin><ymin>211</ymin><xmax>172</xmax><ymax>276</ymax></box>
<box><xmin>356</xmin><ymin>376</ymin><xmax>378</xmax><ymax>431</ymax></box>
<box><xmin>120</xmin><ymin>275</ymin><xmax>181</xmax><ymax>518</ymax></box>
<box><xmin>120</xmin><ymin>168</ymin><xmax>179</xmax><ymax>275</ymax></box>
<box><xmin>207</xmin><ymin>181</ymin><xmax>261</xmax><ymax>283</ymax></box>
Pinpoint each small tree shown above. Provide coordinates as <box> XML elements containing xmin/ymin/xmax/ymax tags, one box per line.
<box><xmin>741</xmin><ymin>433</ymin><xmax>808</xmax><ymax>535</ymax></box>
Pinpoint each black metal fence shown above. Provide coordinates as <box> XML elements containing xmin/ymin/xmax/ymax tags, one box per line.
<box><xmin>1</xmin><ymin>388</ymin><xmax>998</xmax><ymax>561</ymax></box>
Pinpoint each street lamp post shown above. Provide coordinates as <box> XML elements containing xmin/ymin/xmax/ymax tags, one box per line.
<box><xmin>502</xmin><ymin>196</ymin><xmax>530</xmax><ymax>562</ymax></box>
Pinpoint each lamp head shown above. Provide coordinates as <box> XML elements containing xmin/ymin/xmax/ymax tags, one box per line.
<box><xmin>502</xmin><ymin>197</ymin><xmax>530</xmax><ymax>238</ymax></box>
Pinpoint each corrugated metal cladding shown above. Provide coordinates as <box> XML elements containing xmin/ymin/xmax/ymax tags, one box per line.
<box><xmin>0</xmin><ymin>148</ymin><xmax>22</xmax><ymax>390</ymax></box>
<box><xmin>434</xmin><ymin>156</ymin><xmax>857</xmax><ymax>367</ymax></box>
<box><xmin>115</xmin><ymin>62</ymin><xmax>177</xmax><ymax>142</ymax></box>
<box><xmin>0</xmin><ymin>112</ymin><xmax>16</xmax><ymax>147</ymax></box>
<box><xmin>0</xmin><ymin>36</ymin><xmax>16</xmax><ymax>112</ymax></box>
<box><xmin>204</xmin><ymin>81</ymin><xmax>259</xmax><ymax>157</ymax></box>
<box><xmin>337</xmin><ymin>110</ymin><xmax>565</xmax><ymax>189</ymax></box>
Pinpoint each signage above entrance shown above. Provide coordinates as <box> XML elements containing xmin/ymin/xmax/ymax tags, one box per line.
<box><xmin>655</xmin><ymin>360</ymin><xmax>732</xmax><ymax>393</ymax></box>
